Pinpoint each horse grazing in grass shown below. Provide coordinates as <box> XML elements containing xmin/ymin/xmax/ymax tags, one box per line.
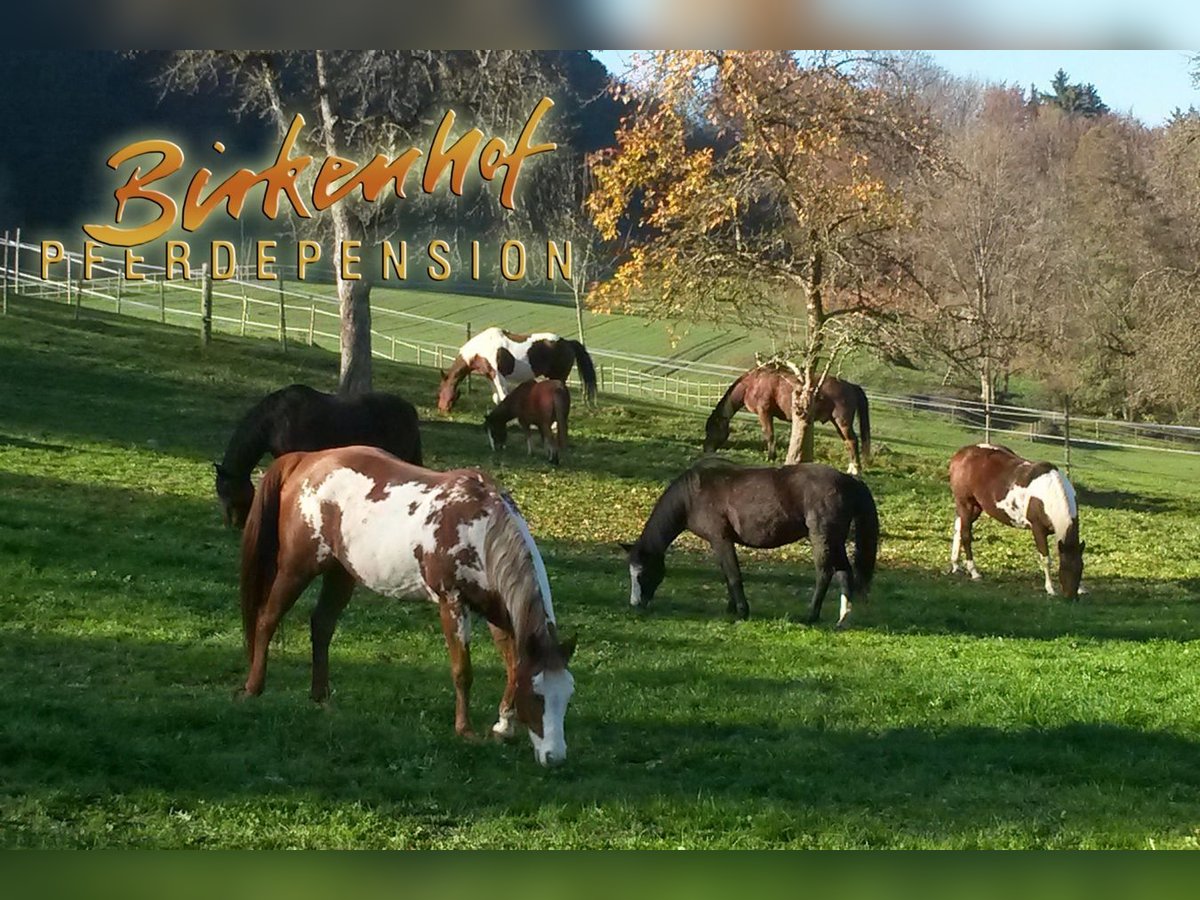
<box><xmin>484</xmin><ymin>379</ymin><xmax>571</xmax><ymax>466</ymax></box>
<box><xmin>703</xmin><ymin>366</ymin><xmax>871</xmax><ymax>473</ymax></box>
<box><xmin>214</xmin><ymin>384</ymin><xmax>422</xmax><ymax>529</ymax></box>
<box><xmin>621</xmin><ymin>459</ymin><xmax>879</xmax><ymax>627</ymax></box>
<box><xmin>437</xmin><ymin>327</ymin><xmax>597</xmax><ymax>412</ymax></box>
<box><xmin>238</xmin><ymin>445</ymin><xmax>577</xmax><ymax>766</ymax></box>
<box><xmin>948</xmin><ymin>443</ymin><xmax>1084</xmax><ymax>598</ymax></box>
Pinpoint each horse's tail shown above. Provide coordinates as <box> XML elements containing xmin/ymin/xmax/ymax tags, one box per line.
<box><xmin>554</xmin><ymin>383</ymin><xmax>571</xmax><ymax>452</ymax></box>
<box><xmin>399</xmin><ymin>398</ymin><xmax>423</xmax><ymax>466</ymax></box>
<box><xmin>565</xmin><ymin>339</ymin><xmax>598</xmax><ymax>405</ymax></box>
<box><xmin>240</xmin><ymin>454</ymin><xmax>297</xmax><ymax>661</ymax></box>
<box><xmin>855</xmin><ymin>384</ymin><xmax>872</xmax><ymax>459</ymax></box>
<box><xmin>850</xmin><ymin>478</ymin><xmax>879</xmax><ymax>598</ymax></box>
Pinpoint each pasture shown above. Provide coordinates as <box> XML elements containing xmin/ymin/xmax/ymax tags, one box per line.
<box><xmin>2</xmin><ymin>296</ymin><xmax>1200</xmax><ymax>847</ymax></box>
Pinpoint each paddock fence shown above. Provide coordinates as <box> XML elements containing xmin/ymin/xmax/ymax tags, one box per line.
<box><xmin>4</xmin><ymin>232</ymin><xmax>1200</xmax><ymax>460</ymax></box>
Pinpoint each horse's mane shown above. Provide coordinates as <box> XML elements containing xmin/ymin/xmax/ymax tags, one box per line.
<box><xmin>484</xmin><ymin>496</ymin><xmax>554</xmax><ymax>659</ymax></box>
<box><xmin>708</xmin><ymin>371</ymin><xmax>752</xmax><ymax>425</ymax></box>
<box><xmin>443</xmin><ymin>354</ymin><xmax>472</xmax><ymax>388</ymax></box>
<box><xmin>221</xmin><ymin>388</ymin><xmax>294</xmax><ymax>477</ymax></box>
<box><xmin>637</xmin><ymin>469</ymin><xmax>696</xmax><ymax>555</ymax></box>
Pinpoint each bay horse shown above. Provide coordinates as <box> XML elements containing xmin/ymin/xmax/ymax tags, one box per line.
<box><xmin>238</xmin><ymin>445</ymin><xmax>577</xmax><ymax>766</ymax></box>
<box><xmin>437</xmin><ymin>327</ymin><xmax>597</xmax><ymax>412</ymax></box>
<box><xmin>621</xmin><ymin>459</ymin><xmax>879</xmax><ymax>626</ymax></box>
<box><xmin>214</xmin><ymin>384</ymin><xmax>422</xmax><ymax>529</ymax></box>
<box><xmin>484</xmin><ymin>379</ymin><xmax>571</xmax><ymax>466</ymax></box>
<box><xmin>703</xmin><ymin>366</ymin><xmax>871</xmax><ymax>473</ymax></box>
<box><xmin>948</xmin><ymin>443</ymin><xmax>1084</xmax><ymax>598</ymax></box>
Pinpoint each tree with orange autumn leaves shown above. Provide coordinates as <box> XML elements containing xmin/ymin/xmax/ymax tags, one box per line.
<box><xmin>589</xmin><ymin>51</ymin><xmax>942</xmax><ymax>462</ymax></box>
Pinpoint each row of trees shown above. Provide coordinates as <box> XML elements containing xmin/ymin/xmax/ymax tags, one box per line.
<box><xmin>151</xmin><ymin>52</ymin><xmax>1200</xmax><ymax>462</ymax></box>
<box><xmin>588</xmin><ymin>54</ymin><xmax>1200</xmax><ymax>461</ymax></box>
<box><xmin>157</xmin><ymin>50</ymin><xmax>618</xmax><ymax>393</ymax></box>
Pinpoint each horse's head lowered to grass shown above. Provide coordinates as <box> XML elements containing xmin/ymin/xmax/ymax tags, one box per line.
<box><xmin>214</xmin><ymin>462</ymin><xmax>254</xmax><ymax>529</ymax></box>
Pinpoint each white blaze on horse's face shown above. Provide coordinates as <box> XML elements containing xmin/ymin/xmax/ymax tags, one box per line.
<box><xmin>529</xmin><ymin>668</ymin><xmax>574</xmax><ymax>766</ymax></box>
<box><xmin>629</xmin><ymin>562</ymin><xmax>643</xmax><ymax>607</ymax></box>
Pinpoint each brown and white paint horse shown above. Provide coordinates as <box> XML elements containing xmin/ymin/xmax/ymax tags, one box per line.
<box><xmin>703</xmin><ymin>366</ymin><xmax>871</xmax><ymax>473</ymax></box>
<box><xmin>484</xmin><ymin>379</ymin><xmax>571</xmax><ymax>466</ymax></box>
<box><xmin>948</xmin><ymin>443</ymin><xmax>1085</xmax><ymax>598</ymax></box>
<box><xmin>437</xmin><ymin>327</ymin><xmax>597</xmax><ymax>412</ymax></box>
<box><xmin>238</xmin><ymin>445</ymin><xmax>577</xmax><ymax>766</ymax></box>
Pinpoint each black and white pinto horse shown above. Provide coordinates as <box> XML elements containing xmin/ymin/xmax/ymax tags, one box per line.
<box><xmin>437</xmin><ymin>327</ymin><xmax>597</xmax><ymax>412</ymax></box>
<box><xmin>621</xmin><ymin>459</ymin><xmax>879</xmax><ymax>627</ymax></box>
<box><xmin>948</xmin><ymin>443</ymin><xmax>1085</xmax><ymax>598</ymax></box>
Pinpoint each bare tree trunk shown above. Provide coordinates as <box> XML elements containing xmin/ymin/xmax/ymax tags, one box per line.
<box><xmin>316</xmin><ymin>50</ymin><xmax>373</xmax><ymax>395</ymax></box>
<box><xmin>785</xmin><ymin>240</ymin><xmax>824</xmax><ymax>464</ymax></box>
<box><xmin>980</xmin><ymin>358</ymin><xmax>992</xmax><ymax>442</ymax></box>
<box><xmin>784</xmin><ymin>377</ymin><xmax>816</xmax><ymax>464</ymax></box>
<box><xmin>573</xmin><ymin>286</ymin><xmax>586</xmax><ymax>344</ymax></box>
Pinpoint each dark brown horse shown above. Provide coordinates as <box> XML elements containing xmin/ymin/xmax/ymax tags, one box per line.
<box><xmin>437</xmin><ymin>327</ymin><xmax>597</xmax><ymax>412</ymax></box>
<box><xmin>621</xmin><ymin>459</ymin><xmax>878</xmax><ymax>626</ymax></box>
<box><xmin>238</xmin><ymin>445</ymin><xmax>577</xmax><ymax>766</ymax></box>
<box><xmin>703</xmin><ymin>366</ymin><xmax>871</xmax><ymax>472</ymax></box>
<box><xmin>484</xmin><ymin>379</ymin><xmax>571</xmax><ymax>466</ymax></box>
<box><xmin>948</xmin><ymin>443</ymin><xmax>1084</xmax><ymax>598</ymax></box>
<box><xmin>214</xmin><ymin>384</ymin><xmax>422</xmax><ymax>529</ymax></box>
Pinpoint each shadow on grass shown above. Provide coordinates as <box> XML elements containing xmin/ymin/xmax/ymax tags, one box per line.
<box><xmin>1076</xmin><ymin>485</ymin><xmax>1178</xmax><ymax>514</ymax></box>
<box><xmin>0</xmin><ymin>300</ymin><xmax>713</xmax><ymax>490</ymax></box>
<box><xmin>3</xmin><ymin>627</ymin><xmax>1200</xmax><ymax>847</ymax></box>
<box><xmin>546</xmin><ymin>536</ymin><xmax>1200</xmax><ymax>643</ymax></box>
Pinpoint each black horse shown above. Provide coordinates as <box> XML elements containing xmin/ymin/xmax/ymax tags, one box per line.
<box><xmin>621</xmin><ymin>459</ymin><xmax>879</xmax><ymax>626</ymax></box>
<box><xmin>214</xmin><ymin>384</ymin><xmax>422</xmax><ymax>528</ymax></box>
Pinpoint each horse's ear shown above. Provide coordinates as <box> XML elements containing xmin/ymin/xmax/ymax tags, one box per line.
<box><xmin>617</xmin><ymin>541</ymin><xmax>633</xmax><ymax>554</ymax></box>
<box><xmin>439</xmin><ymin>369</ymin><xmax>448</xmax><ymax>380</ymax></box>
<box><xmin>213</xmin><ymin>461</ymin><xmax>226</xmax><ymax>476</ymax></box>
<box><xmin>559</xmin><ymin>632</ymin><xmax>577</xmax><ymax>663</ymax></box>
<box><xmin>1079</xmin><ymin>540</ymin><xmax>1086</xmax><ymax>553</ymax></box>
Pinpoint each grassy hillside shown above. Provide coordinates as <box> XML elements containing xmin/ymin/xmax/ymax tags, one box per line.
<box><xmin>2</xmin><ymin>296</ymin><xmax>1200</xmax><ymax>848</ymax></box>
<box><xmin>72</xmin><ymin>276</ymin><xmax>947</xmax><ymax>395</ymax></box>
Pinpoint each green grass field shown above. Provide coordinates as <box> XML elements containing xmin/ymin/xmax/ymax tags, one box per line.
<box><xmin>2</xmin><ymin>295</ymin><xmax>1200</xmax><ymax>848</ymax></box>
<box><xmin>69</xmin><ymin>275</ymin><xmax>945</xmax><ymax>394</ymax></box>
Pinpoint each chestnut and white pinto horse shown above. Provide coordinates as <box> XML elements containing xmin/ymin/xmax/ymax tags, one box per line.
<box><xmin>238</xmin><ymin>444</ymin><xmax>577</xmax><ymax>766</ymax></box>
<box><xmin>948</xmin><ymin>443</ymin><xmax>1085</xmax><ymax>598</ymax></box>
<box><xmin>437</xmin><ymin>326</ymin><xmax>597</xmax><ymax>412</ymax></box>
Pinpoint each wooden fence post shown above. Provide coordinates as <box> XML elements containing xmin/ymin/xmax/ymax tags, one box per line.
<box><xmin>2</xmin><ymin>229</ymin><xmax>9</xmax><ymax>314</ymax></box>
<box><xmin>277</xmin><ymin>275</ymin><xmax>287</xmax><ymax>351</ymax></box>
<box><xmin>1063</xmin><ymin>395</ymin><xmax>1072</xmax><ymax>478</ymax></box>
<box><xmin>68</xmin><ymin>254</ymin><xmax>78</xmax><ymax>319</ymax></box>
<box><xmin>200</xmin><ymin>263</ymin><xmax>213</xmax><ymax>346</ymax></box>
<box><xmin>116</xmin><ymin>270</ymin><xmax>124</xmax><ymax>314</ymax></box>
<box><xmin>12</xmin><ymin>227</ymin><xmax>19</xmax><ymax>296</ymax></box>
<box><xmin>465</xmin><ymin>323</ymin><xmax>472</xmax><ymax>394</ymax></box>
<box><xmin>308</xmin><ymin>303</ymin><xmax>316</xmax><ymax>346</ymax></box>
<box><xmin>159</xmin><ymin>278</ymin><xmax>166</xmax><ymax>323</ymax></box>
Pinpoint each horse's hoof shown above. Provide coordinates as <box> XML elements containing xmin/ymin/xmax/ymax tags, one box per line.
<box><xmin>491</xmin><ymin>723</ymin><xmax>517</xmax><ymax>743</ymax></box>
<box><xmin>233</xmin><ymin>687</ymin><xmax>256</xmax><ymax>702</ymax></box>
<box><xmin>835</xmin><ymin>619</ymin><xmax>851</xmax><ymax>631</ymax></box>
<box><xmin>457</xmin><ymin>727</ymin><xmax>480</xmax><ymax>742</ymax></box>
